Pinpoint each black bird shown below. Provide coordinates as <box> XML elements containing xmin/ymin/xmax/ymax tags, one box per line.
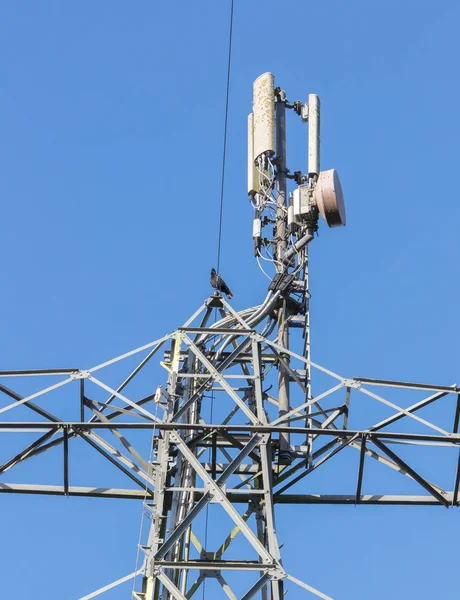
<box><xmin>210</xmin><ymin>268</ymin><xmax>233</xmax><ymax>299</ymax></box>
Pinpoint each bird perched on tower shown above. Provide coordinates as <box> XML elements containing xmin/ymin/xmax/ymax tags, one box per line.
<box><xmin>210</xmin><ymin>268</ymin><xmax>233</xmax><ymax>299</ymax></box>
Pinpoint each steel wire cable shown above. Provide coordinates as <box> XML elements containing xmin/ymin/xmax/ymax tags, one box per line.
<box><xmin>215</xmin><ymin>0</ymin><xmax>234</xmax><ymax>276</ymax></box>
<box><xmin>203</xmin><ymin>3</ymin><xmax>235</xmax><ymax>596</ymax></box>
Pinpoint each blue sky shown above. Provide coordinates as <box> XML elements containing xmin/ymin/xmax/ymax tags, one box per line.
<box><xmin>1</xmin><ymin>1</ymin><xmax>460</xmax><ymax>598</ymax></box>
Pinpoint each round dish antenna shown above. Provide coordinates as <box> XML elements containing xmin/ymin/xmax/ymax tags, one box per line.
<box><xmin>315</xmin><ymin>169</ymin><xmax>346</xmax><ymax>227</ymax></box>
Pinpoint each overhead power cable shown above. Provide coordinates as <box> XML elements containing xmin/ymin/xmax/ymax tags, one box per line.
<box><xmin>205</xmin><ymin>8</ymin><xmax>235</xmax><ymax>600</ymax></box>
<box><xmin>216</xmin><ymin>0</ymin><xmax>234</xmax><ymax>275</ymax></box>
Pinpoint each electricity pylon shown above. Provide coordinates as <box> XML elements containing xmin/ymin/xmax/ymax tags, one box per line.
<box><xmin>1</xmin><ymin>74</ymin><xmax>459</xmax><ymax>600</ymax></box>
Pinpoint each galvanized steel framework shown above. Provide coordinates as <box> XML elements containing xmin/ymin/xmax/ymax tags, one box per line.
<box><xmin>1</xmin><ymin>297</ymin><xmax>460</xmax><ymax>600</ymax></box>
<box><xmin>1</xmin><ymin>77</ymin><xmax>459</xmax><ymax>599</ymax></box>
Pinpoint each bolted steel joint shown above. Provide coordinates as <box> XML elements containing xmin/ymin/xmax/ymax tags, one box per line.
<box><xmin>71</xmin><ymin>370</ymin><xmax>90</xmax><ymax>380</ymax></box>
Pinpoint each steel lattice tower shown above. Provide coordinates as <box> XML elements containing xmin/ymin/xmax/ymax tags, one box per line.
<box><xmin>1</xmin><ymin>74</ymin><xmax>459</xmax><ymax>600</ymax></box>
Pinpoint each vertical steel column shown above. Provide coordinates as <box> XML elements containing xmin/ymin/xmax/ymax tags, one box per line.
<box><xmin>79</xmin><ymin>379</ymin><xmax>85</xmax><ymax>422</ymax></box>
<box><xmin>302</xmin><ymin>247</ymin><xmax>313</xmax><ymax>465</ymax></box>
<box><xmin>275</xmin><ymin>91</ymin><xmax>291</xmax><ymax>464</ymax></box>
<box><xmin>63</xmin><ymin>426</ymin><xmax>69</xmax><ymax>495</ymax></box>
<box><xmin>165</xmin><ymin>346</ymin><xmax>198</xmax><ymax>593</ymax></box>
<box><xmin>253</xmin><ymin>340</ymin><xmax>284</xmax><ymax>600</ymax></box>
<box><xmin>260</xmin><ymin>438</ymin><xmax>284</xmax><ymax>600</ymax></box>
<box><xmin>143</xmin><ymin>334</ymin><xmax>182</xmax><ymax>600</ymax></box>
<box><xmin>304</xmin><ymin>93</ymin><xmax>320</xmax><ymax>464</ymax></box>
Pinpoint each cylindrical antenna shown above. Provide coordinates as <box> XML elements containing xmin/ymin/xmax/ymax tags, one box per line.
<box><xmin>253</xmin><ymin>72</ymin><xmax>275</xmax><ymax>160</ymax></box>
<box><xmin>247</xmin><ymin>113</ymin><xmax>259</xmax><ymax>196</ymax></box>
<box><xmin>308</xmin><ymin>94</ymin><xmax>320</xmax><ymax>178</ymax></box>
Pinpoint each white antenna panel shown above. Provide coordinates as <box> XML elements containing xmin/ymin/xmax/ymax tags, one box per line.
<box><xmin>253</xmin><ymin>72</ymin><xmax>275</xmax><ymax>160</ymax></box>
<box><xmin>247</xmin><ymin>113</ymin><xmax>259</xmax><ymax>195</ymax></box>
<box><xmin>308</xmin><ymin>94</ymin><xmax>320</xmax><ymax>176</ymax></box>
